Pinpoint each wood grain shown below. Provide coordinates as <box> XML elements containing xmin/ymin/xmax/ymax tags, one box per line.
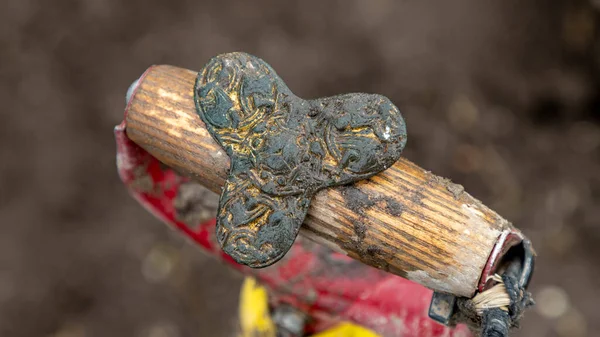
<box><xmin>125</xmin><ymin>65</ymin><xmax>512</xmax><ymax>297</ymax></box>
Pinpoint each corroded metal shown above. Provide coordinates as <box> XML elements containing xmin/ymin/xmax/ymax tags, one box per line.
<box><xmin>194</xmin><ymin>52</ymin><xmax>407</xmax><ymax>267</ymax></box>
<box><xmin>428</xmin><ymin>292</ymin><xmax>457</xmax><ymax>326</ymax></box>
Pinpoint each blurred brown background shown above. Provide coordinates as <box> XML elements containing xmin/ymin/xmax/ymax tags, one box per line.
<box><xmin>1</xmin><ymin>0</ymin><xmax>599</xmax><ymax>336</ymax></box>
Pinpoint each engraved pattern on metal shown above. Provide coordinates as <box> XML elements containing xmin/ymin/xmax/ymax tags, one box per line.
<box><xmin>195</xmin><ymin>52</ymin><xmax>407</xmax><ymax>267</ymax></box>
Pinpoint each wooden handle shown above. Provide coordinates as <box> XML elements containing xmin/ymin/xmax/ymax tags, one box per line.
<box><xmin>125</xmin><ymin>65</ymin><xmax>512</xmax><ymax>297</ymax></box>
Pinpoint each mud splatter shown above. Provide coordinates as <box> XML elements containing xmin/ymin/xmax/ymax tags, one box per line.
<box><xmin>341</xmin><ymin>185</ymin><xmax>377</xmax><ymax>215</ymax></box>
<box><xmin>353</xmin><ymin>222</ymin><xmax>367</xmax><ymax>240</ymax></box>
<box><xmin>366</xmin><ymin>245</ymin><xmax>383</xmax><ymax>256</ymax></box>
<box><xmin>446</xmin><ymin>182</ymin><xmax>465</xmax><ymax>200</ymax></box>
<box><xmin>173</xmin><ymin>182</ymin><xmax>219</xmax><ymax>227</ymax></box>
<box><xmin>384</xmin><ymin>197</ymin><xmax>405</xmax><ymax>217</ymax></box>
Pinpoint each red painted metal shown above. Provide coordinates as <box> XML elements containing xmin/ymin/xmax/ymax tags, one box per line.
<box><xmin>115</xmin><ymin>116</ymin><xmax>471</xmax><ymax>336</ymax></box>
<box><xmin>478</xmin><ymin>230</ymin><xmax>525</xmax><ymax>292</ymax></box>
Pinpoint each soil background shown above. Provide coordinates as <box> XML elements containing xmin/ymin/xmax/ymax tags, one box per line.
<box><xmin>1</xmin><ymin>1</ymin><xmax>600</xmax><ymax>336</ymax></box>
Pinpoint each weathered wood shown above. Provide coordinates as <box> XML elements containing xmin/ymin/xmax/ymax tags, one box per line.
<box><xmin>125</xmin><ymin>65</ymin><xmax>512</xmax><ymax>297</ymax></box>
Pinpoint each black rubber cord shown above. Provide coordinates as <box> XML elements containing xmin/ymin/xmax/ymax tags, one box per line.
<box><xmin>479</xmin><ymin>257</ymin><xmax>535</xmax><ymax>337</ymax></box>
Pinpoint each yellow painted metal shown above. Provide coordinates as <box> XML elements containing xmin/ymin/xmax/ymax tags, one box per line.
<box><xmin>238</xmin><ymin>277</ymin><xmax>381</xmax><ymax>337</ymax></box>
<box><xmin>239</xmin><ymin>277</ymin><xmax>277</xmax><ymax>337</ymax></box>
<box><xmin>312</xmin><ymin>323</ymin><xmax>381</xmax><ymax>337</ymax></box>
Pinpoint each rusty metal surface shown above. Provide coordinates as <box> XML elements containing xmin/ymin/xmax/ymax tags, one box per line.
<box><xmin>194</xmin><ymin>52</ymin><xmax>407</xmax><ymax>267</ymax></box>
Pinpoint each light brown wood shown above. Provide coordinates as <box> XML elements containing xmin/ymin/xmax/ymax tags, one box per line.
<box><xmin>125</xmin><ymin>65</ymin><xmax>512</xmax><ymax>297</ymax></box>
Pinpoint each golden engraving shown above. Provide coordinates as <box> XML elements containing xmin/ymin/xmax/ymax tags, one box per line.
<box><xmin>195</xmin><ymin>52</ymin><xmax>407</xmax><ymax>267</ymax></box>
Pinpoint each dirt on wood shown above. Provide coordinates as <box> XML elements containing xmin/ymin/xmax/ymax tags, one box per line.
<box><xmin>1</xmin><ymin>1</ymin><xmax>599</xmax><ymax>336</ymax></box>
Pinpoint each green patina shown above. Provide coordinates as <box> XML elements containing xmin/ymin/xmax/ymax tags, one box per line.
<box><xmin>194</xmin><ymin>52</ymin><xmax>407</xmax><ymax>268</ymax></box>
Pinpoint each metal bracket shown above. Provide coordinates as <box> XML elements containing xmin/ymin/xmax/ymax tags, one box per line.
<box><xmin>428</xmin><ymin>292</ymin><xmax>457</xmax><ymax>326</ymax></box>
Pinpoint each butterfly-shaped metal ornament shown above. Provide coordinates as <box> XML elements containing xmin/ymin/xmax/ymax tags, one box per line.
<box><xmin>194</xmin><ymin>52</ymin><xmax>407</xmax><ymax>268</ymax></box>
